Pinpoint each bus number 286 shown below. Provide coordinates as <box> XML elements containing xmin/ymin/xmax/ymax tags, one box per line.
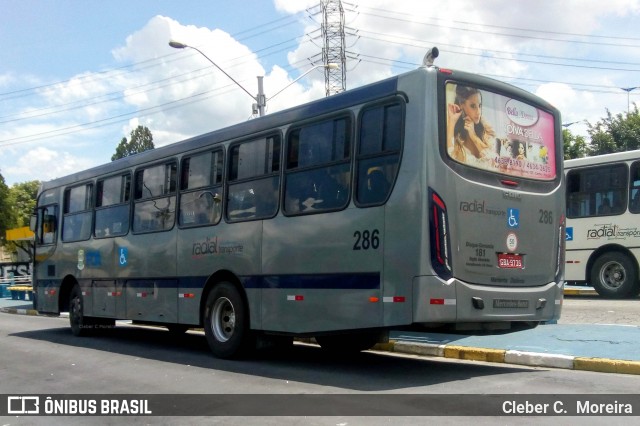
<box><xmin>353</xmin><ymin>229</ymin><xmax>380</xmax><ymax>250</ymax></box>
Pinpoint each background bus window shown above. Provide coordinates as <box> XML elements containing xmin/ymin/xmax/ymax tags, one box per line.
<box><xmin>62</xmin><ymin>184</ymin><xmax>93</xmax><ymax>242</ymax></box>
<box><xmin>227</xmin><ymin>136</ymin><xmax>280</xmax><ymax>221</ymax></box>
<box><xmin>356</xmin><ymin>103</ymin><xmax>403</xmax><ymax>206</ymax></box>
<box><xmin>180</xmin><ymin>150</ymin><xmax>223</xmax><ymax>226</ymax></box>
<box><xmin>133</xmin><ymin>163</ymin><xmax>177</xmax><ymax>232</ymax></box>
<box><xmin>629</xmin><ymin>161</ymin><xmax>640</xmax><ymax>213</ymax></box>
<box><xmin>566</xmin><ymin>164</ymin><xmax>627</xmax><ymax>218</ymax></box>
<box><xmin>95</xmin><ymin>174</ymin><xmax>131</xmax><ymax>238</ymax></box>
<box><xmin>284</xmin><ymin>117</ymin><xmax>351</xmax><ymax>214</ymax></box>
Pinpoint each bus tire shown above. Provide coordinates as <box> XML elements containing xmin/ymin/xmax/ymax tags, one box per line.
<box><xmin>590</xmin><ymin>252</ymin><xmax>638</xmax><ymax>299</ymax></box>
<box><xmin>316</xmin><ymin>332</ymin><xmax>379</xmax><ymax>353</ymax></box>
<box><xmin>69</xmin><ymin>284</ymin><xmax>107</xmax><ymax>336</ymax></box>
<box><xmin>203</xmin><ymin>282</ymin><xmax>253</xmax><ymax>359</ymax></box>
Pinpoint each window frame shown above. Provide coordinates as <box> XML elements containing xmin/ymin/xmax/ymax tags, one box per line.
<box><xmin>94</xmin><ymin>173</ymin><xmax>132</xmax><ymax>239</ymax></box>
<box><xmin>62</xmin><ymin>182</ymin><xmax>94</xmax><ymax>243</ymax></box>
<box><xmin>283</xmin><ymin>113</ymin><xmax>353</xmax><ymax>217</ymax></box>
<box><xmin>566</xmin><ymin>163</ymin><xmax>628</xmax><ymax>219</ymax></box>
<box><xmin>132</xmin><ymin>160</ymin><xmax>178</xmax><ymax>234</ymax></box>
<box><xmin>354</xmin><ymin>99</ymin><xmax>405</xmax><ymax>207</ymax></box>
<box><xmin>225</xmin><ymin>133</ymin><xmax>282</xmax><ymax>223</ymax></box>
<box><xmin>178</xmin><ymin>147</ymin><xmax>225</xmax><ymax>228</ymax></box>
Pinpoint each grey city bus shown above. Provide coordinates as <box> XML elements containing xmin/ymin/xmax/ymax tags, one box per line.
<box><xmin>32</xmin><ymin>63</ymin><xmax>565</xmax><ymax>358</ymax></box>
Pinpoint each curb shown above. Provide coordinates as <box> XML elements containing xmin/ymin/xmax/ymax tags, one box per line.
<box><xmin>0</xmin><ymin>307</ymin><xmax>40</xmax><ymax>316</ymax></box>
<box><xmin>373</xmin><ymin>341</ymin><xmax>640</xmax><ymax>375</ymax></box>
<box><xmin>563</xmin><ymin>288</ymin><xmax>598</xmax><ymax>296</ymax></box>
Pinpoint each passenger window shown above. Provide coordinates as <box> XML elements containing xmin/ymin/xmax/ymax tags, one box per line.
<box><xmin>180</xmin><ymin>150</ymin><xmax>224</xmax><ymax>226</ymax></box>
<box><xmin>566</xmin><ymin>164</ymin><xmax>627</xmax><ymax>218</ymax></box>
<box><xmin>62</xmin><ymin>183</ymin><xmax>93</xmax><ymax>242</ymax></box>
<box><xmin>37</xmin><ymin>205</ymin><xmax>58</xmax><ymax>245</ymax></box>
<box><xmin>227</xmin><ymin>136</ymin><xmax>280</xmax><ymax>222</ymax></box>
<box><xmin>284</xmin><ymin>117</ymin><xmax>351</xmax><ymax>215</ymax></box>
<box><xmin>356</xmin><ymin>103</ymin><xmax>403</xmax><ymax>206</ymax></box>
<box><xmin>95</xmin><ymin>174</ymin><xmax>131</xmax><ymax>238</ymax></box>
<box><xmin>629</xmin><ymin>162</ymin><xmax>640</xmax><ymax>214</ymax></box>
<box><xmin>133</xmin><ymin>163</ymin><xmax>177</xmax><ymax>232</ymax></box>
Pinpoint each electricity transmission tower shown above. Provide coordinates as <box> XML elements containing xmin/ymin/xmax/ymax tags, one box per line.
<box><xmin>321</xmin><ymin>0</ymin><xmax>346</xmax><ymax>96</ymax></box>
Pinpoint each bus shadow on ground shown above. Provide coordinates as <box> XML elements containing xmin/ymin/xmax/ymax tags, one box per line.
<box><xmin>10</xmin><ymin>323</ymin><xmax>534</xmax><ymax>392</ymax></box>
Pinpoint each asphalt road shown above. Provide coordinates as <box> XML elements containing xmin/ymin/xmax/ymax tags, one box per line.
<box><xmin>1</xmin><ymin>313</ymin><xmax>640</xmax><ymax>425</ymax></box>
<box><xmin>559</xmin><ymin>295</ymin><xmax>640</xmax><ymax>325</ymax></box>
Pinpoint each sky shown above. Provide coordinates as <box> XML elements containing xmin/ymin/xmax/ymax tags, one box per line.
<box><xmin>1</xmin><ymin>0</ymin><xmax>639</xmax><ymax>186</ymax></box>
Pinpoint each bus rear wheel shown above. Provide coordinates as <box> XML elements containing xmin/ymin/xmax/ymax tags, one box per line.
<box><xmin>203</xmin><ymin>282</ymin><xmax>253</xmax><ymax>359</ymax></box>
<box><xmin>590</xmin><ymin>252</ymin><xmax>639</xmax><ymax>299</ymax></box>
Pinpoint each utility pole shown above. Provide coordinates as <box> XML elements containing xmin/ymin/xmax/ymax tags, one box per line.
<box><xmin>321</xmin><ymin>0</ymin><xmax>346</xmax><ymax>96</ymax></box>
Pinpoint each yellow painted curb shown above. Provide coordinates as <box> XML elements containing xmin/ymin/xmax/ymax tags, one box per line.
<box><xmin>372</xmin><ymin>342</ymin><xmax>396</xmax><ymax>352</ymax></box>
<box><xmin>574</xmin><ymin>357</ymin><xmax>640</xmax><ymax>375</ymax></box>
<box><xmin>564</xmin><ymin>288</ymin><xmax>597</xmax><ymax>296</ymax></box>
<box><xmin>443</xmin><ymin>345</ymin><xmax>505</xmax><ymax>363</ymax></box>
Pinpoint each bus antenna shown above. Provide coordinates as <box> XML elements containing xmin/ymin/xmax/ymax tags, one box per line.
<box><xmin>422</xmin><ymin>47</ymin><xmax>439</xmax><ymax>67</ymax></box>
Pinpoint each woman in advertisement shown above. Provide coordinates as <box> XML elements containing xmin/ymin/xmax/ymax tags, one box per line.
<box><xmin>446</xmin><ymin>85</ymin><xmax>495</xmax><ymax>165</ymax></box>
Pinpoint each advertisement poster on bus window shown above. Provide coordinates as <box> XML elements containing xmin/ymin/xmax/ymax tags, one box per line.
<box><xmin>445</xmin><ymin>82</ymin><xmax>556</xmax><ymax>180</ymax></box>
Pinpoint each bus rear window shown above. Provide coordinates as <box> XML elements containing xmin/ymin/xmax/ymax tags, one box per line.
<box><xmin>445</xmin><ymin>82</ymin><xmax>556</xmax><ymax>180</ymax></box>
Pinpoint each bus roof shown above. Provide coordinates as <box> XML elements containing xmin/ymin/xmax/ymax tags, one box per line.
<box><xmin>565</xmin><ymin>149</ymin><xmax>640</xmax><ymax>170</ymax></box>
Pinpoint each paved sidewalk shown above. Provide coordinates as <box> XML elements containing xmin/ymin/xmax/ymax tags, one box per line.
<box><xmin>2</xmin><ymin>292</ymin><xmax>639</xmax><ymax>375</ymax></box>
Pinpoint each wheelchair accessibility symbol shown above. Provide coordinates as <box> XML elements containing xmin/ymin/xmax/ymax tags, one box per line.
<box><xmin>507</xmin><ymin>208</ymin><xmax>519</xmax><ymax>229</ymax></box>
<box><xmin>118</xmin><ymin>247</ymin><xmax>128</xmax><ymax>267</ymax></box>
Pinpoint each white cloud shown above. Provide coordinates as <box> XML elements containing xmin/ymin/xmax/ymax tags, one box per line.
<box><xmin>5</xmin><ymin>147</ymin><xmax>94</xmax><ymax>183</ymax></box>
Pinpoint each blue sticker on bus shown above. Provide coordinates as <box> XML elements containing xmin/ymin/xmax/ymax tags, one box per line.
<box><xmin>118</xmin><ymin>247</ymin><xmax>128</xmax><ymax>267</ymax></box>
<box><xmin>507</xmin><ymin>208</ymin><xmax>519</xmax><ymax>228</ymax></box>
<box><xmin>566</xmin><ymin>227</ymin><xmax>573</xmax><ymax>241</ymax></box>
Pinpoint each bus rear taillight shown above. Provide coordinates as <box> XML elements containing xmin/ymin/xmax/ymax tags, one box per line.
<box><xmin>429</xmin><ymin>188</ymin><xmax>452</xmax><ymax>280</ymax></box>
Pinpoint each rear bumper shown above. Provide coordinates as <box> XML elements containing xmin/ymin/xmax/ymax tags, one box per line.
<box><xmin>412</xmin><ymin>276</ymin><xmax>563</xmax><ymax>324</ymax></box>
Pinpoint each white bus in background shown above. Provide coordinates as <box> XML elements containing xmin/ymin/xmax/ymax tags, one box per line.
<box><xmin>32</xmin><ymin>57</ymin><xmax>565</xmax><ymax>359</ymax></box>
<box><xmin>565</xmin><ymin>150</ymin><xmax>640</xmax><ymax>298</ymax></box>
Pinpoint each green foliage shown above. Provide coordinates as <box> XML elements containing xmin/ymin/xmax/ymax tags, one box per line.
<box><xmin>587</xmin><ymin>106</ymin><xmax>640</xmax><ymax>156</ymax></box>
<box><xmin>111</xmin><ymin>125</ymin><xmax>154</xmax><ymax>161</ymax></box>
<box><xmin>10</xmin><ymin>180</ymin><xmax>40</xmax><ymax>227</ymax></box>
<box><xmin>562</xmin><ymin>129</ymin><xmax>588</xmax><ymax>160</ymax></box>
<box><xmin>0</xmin><ymin>171</ymin><xmax>11</xmax><ymax>245</ymax></box>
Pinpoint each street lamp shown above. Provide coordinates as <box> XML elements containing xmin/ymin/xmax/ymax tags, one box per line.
<box><xmin>169</xmin><ymin>40</ymin><xmax>338</xmax><ymax>117</ymax></box>
<box><xmin>621</xmin><ymin>87</ymin><xmax>638</xmax><ymax>114</ymax></box>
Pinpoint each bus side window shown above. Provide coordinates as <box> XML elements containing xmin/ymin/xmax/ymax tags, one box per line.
<box><xmin>629</xmin><ymin>161</ymin><xmax>640</xmax><ymax>214</ymax></box>
<box><xmin>95</xmin><ymin>174</ymin><xmax>131</xmax><ymax>238</ymax></box>
<box><xmin>179</xmin><ymin>150</ymin><xmax>223</xmax><ymax>227</ymax></box>
<box><xmin>62</xmin><ymin>183</ymin><xmax>93</xmax><ymax>242</ymax></box>
<box><xmin>355</xmin><ymin>102</ymin><xmax>403</xmax><ymax>206</ymax></box>
<box><xmin>133</xmin><ymin>163</ymin><xmax>177</xmax><ymax>233</ymax></box>
<box><xmin>226</xmin><ymin>136</ymin><xmax>280</xmax><ymax>222</ymax></box>
<box><xmin>38</xmin><ymin>207</ymin><xmax>58</xmax><ymax>245</ymax></box>
<box><xmin>284</xmin><ymin>118</ymin><xmax>351</xmax><ymax>215</ymax></box>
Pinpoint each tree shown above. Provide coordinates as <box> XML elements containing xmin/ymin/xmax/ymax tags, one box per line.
<box><xmin>587</xmin><ymin>106</ymin><xmax>640</xmax><ymax>156</ymax></box>
<box><xmin>9</xmin><ymin>180</ymin><xmax>40</xmax><ymax>227</ymax></box>
<box><xmin>111</xmin><ymin>125</ymin><xmax>154</xmax><ymax>161</ymax></box>
<box><xmin>0</xmin><ymin>171</ymin><xmax>11</xmax><ymax>246</ymax></box>
<box><xmin>563</xmin><ymin>129</ymin><xmax>588</xmax><ymax>160</ymax></box>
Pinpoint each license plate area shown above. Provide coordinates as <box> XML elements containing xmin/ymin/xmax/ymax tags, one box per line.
<box><xmin>497</xmin><ymin>253</ymin><xmax>523</xmax><ymax>269</ymax></box>
<box><xmin>493</xmin><ymin>299</ymin><xmax>529</xmax><ymax>309</ymax></box>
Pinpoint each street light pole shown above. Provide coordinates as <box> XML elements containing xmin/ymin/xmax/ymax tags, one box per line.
<box><xmin>169</xmin><ymin>40</ymin><xmax>262</xmax><ymax>115</ymax></box>
<box><xmin>169</xmin><ymin>40</ymin><xmax>337</xmax><ymax>117</ymax></box>
<box><xmin>621</xmin><ymin>87</ymin><xmax>638</xmax><ymax>114</ymax></box>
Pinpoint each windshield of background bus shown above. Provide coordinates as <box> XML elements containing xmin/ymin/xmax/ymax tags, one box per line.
<box><xmin>445</xmin><ymin>82</ymin><xmax>556</xmax><ymax>180</ymax></box>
